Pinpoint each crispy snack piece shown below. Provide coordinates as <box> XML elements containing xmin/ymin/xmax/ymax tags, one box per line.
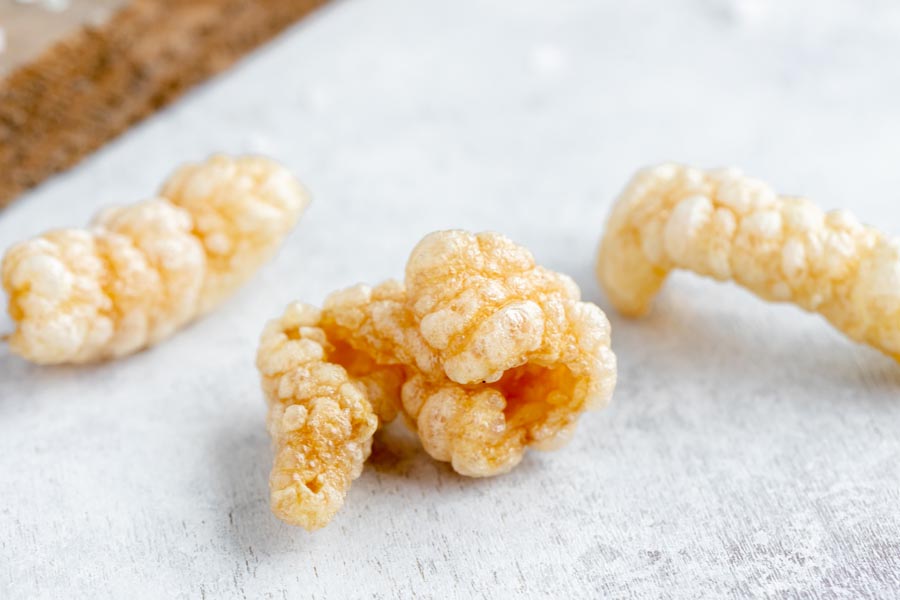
<box><xmin>257</xmin><ymin>283</ymin><xmax>411</xmax><ymax>530</ymax></box>
<box><xmin>2</xmin><ymin>155</ymin><xmax>308</xmax><ymax>364</ymax></box>
<box><xmin>597</xmin><ymin>164</ymin><xmax>900</xmax><ymax>360</ymax></box>
<box><xmin>258</xmin><ymin>231</ymin><xmax>617</xmax><ymax>528</ymax></box>
<box><xmin>257</xmin><ymin>303</ymin><xmax>402</xmax><ymax>530</ymax></box>
<box><xmin>402</xmin><ymin>231</ymin><xmax>617</xmax><ymax>476</ymax></box>
<box><xmin>161</xmin><ymin>156</ymin><xmax>308</xmax><ymax>313</ymax></box>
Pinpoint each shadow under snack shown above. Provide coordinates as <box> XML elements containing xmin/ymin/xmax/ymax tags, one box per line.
<box><xmin>603</xmin><ymin>275</ymin><xmax>900</xmax><ymax>393</ymax></box>
<box><xmin>211</xmin><ymin>404</ymin><xmax>554</xmax><ymax>551</ymax></box>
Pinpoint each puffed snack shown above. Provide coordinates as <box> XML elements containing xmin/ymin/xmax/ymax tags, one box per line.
<box><xmin>257</xmin><ymin>230</ymin><xmax>617</xmax><ymax>530</ymax></box>
<box><xmin>2</xmin><ymin>155</ymin><xmax>309</xmax><ymax>364</ymax></box>
<box><xmin>597</xmin><ymin>163</ymin><xmax>900</xmax><ymax>361</ymax></box>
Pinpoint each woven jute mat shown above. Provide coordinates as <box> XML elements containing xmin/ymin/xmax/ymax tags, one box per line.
<box><xmin>0</xmin><ymin>0</ymin><xmax>329</xmax><ymax>209</ymax></box>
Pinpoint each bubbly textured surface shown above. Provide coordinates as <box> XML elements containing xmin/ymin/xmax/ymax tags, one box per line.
<box><xmin>402</xmin><ymin>231</ymin><xmax>617</xmax><ymax>476</ymax></box>
<box><xmin>256</xmin><ymin>303</ymin><xmax>392</xmax><ymax>531</ymax></box>
<box><xmin>161</xmin><ymin>155</ymin><xmax>309</xmax><ymax>313</ymax></box>
<box><xmin>597</xmin><ymin>164</ymin><xmax>900</xmax><ymax>360</ymax></box>
<box><xmin>2</xmin><ymin>155</ymin><xmax>308</xmax><ymax>364</ymax></box>
<box><xmin>257</xmin><ymin>290</ymin><xmax>407</xmax><ymax>530</ymax></box>
<box><xmin>257</xmin><ymin>230</ymin><xmax>617</xmax><ymax>528</ymax></box>
<box><xmin>6</xmin><ymin>2</ymin><xmax>900</xmax><ymax>595</ymax></box>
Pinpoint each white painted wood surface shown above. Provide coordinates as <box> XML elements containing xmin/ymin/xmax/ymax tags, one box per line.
<box><xmin>2</xmin><ymin>1</ymin><xmax>900</xmax><ymax>597</ymax></box>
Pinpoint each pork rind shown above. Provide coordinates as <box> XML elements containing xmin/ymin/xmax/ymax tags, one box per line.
<box><xmin>2</xmin><ymin>155</ymin><xmax>308</xmax><ymax>364</ymax></box>
<box><xmin>257</xmin><ymin>230</ymin><xmax>617</xmax><ymax>529</ymax></box>
<box><xmin>401</xmin><ymin>231</ymin><xmax>617</xmax><ymax>476</ymax></box>
<box><xmin>597</xmin><ymin>164</ymin><xmax>900</xmax><ymax>360</ymax></box>
<box><xmin>161</xmin><ymin>155</ymin><xmax>307</xmax><ymax>313</ymax></box>
<box><xmin>257</xmin><ymin>303</ymin><xmax>399</xmax><ymax>530</ymax></box>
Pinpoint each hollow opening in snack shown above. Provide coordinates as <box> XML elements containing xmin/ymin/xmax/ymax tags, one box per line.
<box><xmin>323</xmin><ymin>335</ymin><xmax>404</xmax><ymax>422</ymax></box>
<box><xmin>327</xmin><ymin>338</ymin><xmax>381</xmax><ymax>378</ymax></box>
<box><xmin>305</xmin><ymin>477</ymin><xmax>323</xmax><ymax>494</ymax></box>
<box><xmin>489</xmin><ymin>362</ymin><xmax>576</xmax><ymax>435</ymax></box>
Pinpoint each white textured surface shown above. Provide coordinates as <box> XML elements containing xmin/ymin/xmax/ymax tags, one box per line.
<box><xmin>2</xmin><ymin>0</ymin><xmax>900</xmax><ymax>597</ymax></box>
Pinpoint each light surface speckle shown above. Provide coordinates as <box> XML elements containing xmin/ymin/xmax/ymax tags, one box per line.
<box><xmin>2</xmin><ymin>0</ymin><xmax>900</xmax><ymax>598</ymax></box>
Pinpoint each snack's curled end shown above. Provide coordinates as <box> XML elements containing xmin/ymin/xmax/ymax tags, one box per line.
<box><xmin>2</xmin><ymin>155</ymin><xmax>308</xmax><ymax>364</ymax></box>
<box><xmin>596</xmin><ymin>163</ymin><xmax>900</xmax><ymax>360</ymax></box>
<box><xmin>162</xmin><ymin>155</ymin><xmax>309</xmax><ymax>312</ymax></box>
<box><xmin>403</xmin><ymin>230</ymin><xmax>617</xmax><ymax>476</ymax></box>
<box><xmin>257</xmin><ymin>302</ymin><xmax>403</xmax><ymax>530</ymax></box>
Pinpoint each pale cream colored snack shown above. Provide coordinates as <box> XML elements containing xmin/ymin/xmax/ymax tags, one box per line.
<box><xmin>597</xmin><ymin>164</ymin><xmax>900</xmax><ymax>360</ymax></box>
<box><xmin>2</xmin><ymin>155</ymin><xmax>308</xmax><ymax>364</ymax></box>
<box><xmin>161</xmin><ymin>155</ymin><xmax>308</xmax><ymax>313</ymax></box>
<box><xmin>257</xmin><ymin>230</ymin><xmax>617</xmax><ymax>529</ymax></box>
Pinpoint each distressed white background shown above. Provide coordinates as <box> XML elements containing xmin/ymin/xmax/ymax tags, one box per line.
<box><xmin>2</xmin><ymin>0</ymin><xmax>900</xmax><ymax>598</ymax></box>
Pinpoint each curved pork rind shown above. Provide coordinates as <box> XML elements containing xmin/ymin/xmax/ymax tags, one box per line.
<box><xmin>257</xmin><ymin>230</ymin><xmax>618</xmax><ymax>528</ymax></box>
<box><xmin>402</xmin><ymin>231</ymin><xmax>617</xmax><ymax>475</ymax></box>
<box><xmin>596</xmin><ymin>164</ymin><xmax>900</xmax><ymax>360</ymax></box>
<box><xmin>162</xmin><ymin>155</ymin><xmax>308</xmax><ymax>312</ymax></box>
<box><xmin>257</xmin><ymin>303</ymin><xmax>389</xmax><ymax>531</ymax></box>
<box><xmin>2</xmin><ymin>155</ymin><xmax>308</xmax><ymax>364</ymax></box>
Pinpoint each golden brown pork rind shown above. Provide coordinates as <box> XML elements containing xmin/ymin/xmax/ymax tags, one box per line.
<box><xmin>257</xmin><ymin>230</ymin><xmax>617</xmax><ymax>529</ymax></box>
